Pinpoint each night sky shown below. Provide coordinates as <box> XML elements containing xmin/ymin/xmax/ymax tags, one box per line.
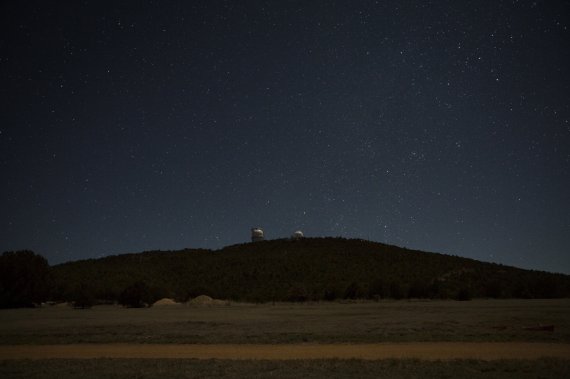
<box><xmin>1</xmin><ymin>1</ymin><xmax>569</xmax><ymax>274</ymax></box>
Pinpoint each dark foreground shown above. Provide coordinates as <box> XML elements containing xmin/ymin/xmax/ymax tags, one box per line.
<box><xmin>1</xmin><ymin>342</ymin><xmax>569</xmax><ymax>360</ymax></box>
<box><xmin>2</xmin><ymin>359</ymin><xmax>570</xmax><ymax>379</ymax></box>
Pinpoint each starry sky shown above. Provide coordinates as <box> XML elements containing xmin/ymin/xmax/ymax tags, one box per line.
<box><xmin>1</xmin><ymin>1</ymin><xmax>569</xmax><ymax>273</ymax></box>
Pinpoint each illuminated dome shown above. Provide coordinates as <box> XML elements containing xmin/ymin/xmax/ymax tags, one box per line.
<box><xmin>251</xmin><ymin>227</ymin><xmax>264</xmax><ymax>242</ymax></box>
<box><xmin>291</xmin><ymin>230</ymin><xmax>304</xmax><ymax>240</ymax></box>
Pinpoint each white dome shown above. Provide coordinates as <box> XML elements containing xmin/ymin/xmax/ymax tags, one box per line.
<box><xmin>251</xmin><ymin>227</ymin><xmax>264</xmax><ymax>242</ymax></box>
<box><xmin>292</xmin><ymin>230</ymin><xmax>304</xmax><ymax>239</ymax></box>
<box><xmin>251</xmin><ymin>228</ymin><xmax>264</xmax><ymax>237</ymax></box>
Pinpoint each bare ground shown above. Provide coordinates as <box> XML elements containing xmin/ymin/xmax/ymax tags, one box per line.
<box><xmin>1</xmin><ymin>342</ymin><xmax>570</xmax><ymax>360</ymax></box>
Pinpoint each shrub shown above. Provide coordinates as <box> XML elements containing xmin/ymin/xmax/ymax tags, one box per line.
<box><xmin>408</xmin><ymin>280</ymin><xmax>430</xmax><ymax>298</ymax></box>
<box><xmin>389</xmin><ymin>282</ymin><xmax>404</xmax><ymax>300</ymax></box>
<box><xmin>0</xmin><ymin>250</ymin><xmax>51</xmax><ymax>308</ymax></box>
<box><xmin>71</xmin><ymin>284</ymin><xmax>96</xmax><ymax>309</ymax></box>
<box><xmin>287</xmin><ymin>285</ymin><xmax>308</xmax><ymax>302</ymax></box>
<box><xmin>343</xmin><ymin>282</ymin><xmax>365</xmax><ymax>299</ymax></box>
<box><xmin>119</xmin><ymin>282</ymin><xmax>152</xmax><ymax>308</ymax></box>
<box><xmin>368</xmin><ymin>279</ymin><xmax>387</xmax><ymax>299</ymax></box>
<box><xmin>323</xmin><ymin>287</ymin><xmax>339</xmax><ymax>301</ymax></box>
<box><xmin>484</xmin><ymin>281</ymin><xmax>504</xmax><ymax>298</ymax></box>
<box><xmin>455</xmin><ymin>287</ymin><xmax>472</xmax><ymax>301</ymax></box>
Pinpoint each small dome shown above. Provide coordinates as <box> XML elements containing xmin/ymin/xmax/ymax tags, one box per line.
<box><xmin>251</xmin><ymin>227</ymin><xmax>264</xmax><ymax>242</ymax></box>
<box><xmin>291</xmin><ymin>230</ymin><xmax>304</xmax><ymax>239</ymax></box>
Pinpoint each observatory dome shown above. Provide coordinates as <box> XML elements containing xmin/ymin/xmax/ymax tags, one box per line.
<box><xmin>291</xmin><ymin>230</ymin><xmax>304</xmax><ymax>240</ymax></box>
<box><xmin>251</xmin><ymin>227</ymin><xmax>264</xmax><ymax>242</ymax></box>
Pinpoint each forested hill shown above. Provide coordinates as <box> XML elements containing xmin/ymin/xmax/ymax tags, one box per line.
<box><xmin>50</xmin><ymin>237</ymin><xmax>570</xmax><ymax>303</ymax></box>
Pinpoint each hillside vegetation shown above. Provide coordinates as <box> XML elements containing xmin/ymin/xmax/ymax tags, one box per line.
<box><xmin>45</xmin><ymin>238</ymin><xmax>570</xmax><ymax>305</ymax></box>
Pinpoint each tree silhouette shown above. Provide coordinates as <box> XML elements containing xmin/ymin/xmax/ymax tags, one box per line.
<box><xmin>119</xmin><ymin>282</ymin><xmax>153</xmax><ymax>308</ymax></box>
<box><xmin>0</xmin><ymin>250</ymin><xmax>51</xmax><ymax>308</ymax></box>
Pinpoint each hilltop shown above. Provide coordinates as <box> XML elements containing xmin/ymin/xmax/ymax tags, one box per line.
<box><xmin>49</xmin><ymin>237</ymin><xmax>570</xmax><ymax>305</ymax></box>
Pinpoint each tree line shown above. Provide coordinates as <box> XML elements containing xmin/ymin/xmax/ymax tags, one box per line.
<box><xmin>2</xmin><ymin>238</ymin><xmax>570</xmax><ymax>308</ymax></box>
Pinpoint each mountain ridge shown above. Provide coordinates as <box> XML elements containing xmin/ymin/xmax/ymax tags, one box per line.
<box><xmin>50</xmin><ymin>237</ymin><xmax>570</xmax><ymax>304</ymax></box>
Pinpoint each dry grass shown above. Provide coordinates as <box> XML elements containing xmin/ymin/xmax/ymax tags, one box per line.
<box><xmin>1</xmin><ymin>299</ymin><xmax>569</xmax><ymax>345</ymax></box>
<box><xmin>2</xmin><ymin>358</ymin><xmax>570</xmax><ymax>379</ymax></box>
<box><xmin>2</xmin><ymin>342</ymin><xmax>570</xmax><ymax>360</ymax></box>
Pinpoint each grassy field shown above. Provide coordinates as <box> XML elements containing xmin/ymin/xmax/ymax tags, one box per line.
<box><xmin>2</xmin><ymin>300</ymin><xmax>569</xmax><ymax>378</ymax></box>
<box><xmin>1</xmin><ymin>299</ymin><xmax>569</xmax><ymax>345</ymax></box>
<box><xmin>1</xmin><ymin>358</ymin><xmax>570</xmax><ymax>379</ymax></box>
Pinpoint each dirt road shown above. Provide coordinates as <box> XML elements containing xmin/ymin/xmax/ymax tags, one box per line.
<box><xmin>1</xmin><ymin>343</ymin><xmax>570</xmax><ymax>360</ymax></box>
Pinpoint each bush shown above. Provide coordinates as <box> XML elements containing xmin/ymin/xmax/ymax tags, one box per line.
<box><xmin>71</xmin><ymin>284</ymin><xmax>96</xmax><ymax>309</ymax></box>
<box><xmin>119</xmin><ymin>282</ymin><xmax>153</xmax><ymax>308</ymax></box>
<box><xmin>0</xmin><ymin>250</ymin><xmax>51</xmax><ymax>308</ymax></box>
<box><xmin>455</xmin><ymin>287</ymin><xmax>472</xmax><ymax>301</ymax></box>
<box><xmin>408</xmin><ymin>280</ymin><xmax>430</xmax><ymax>298</ymax></box>
<box><xmin>484</xmin><ymin>281</ymin><xmax>504</xmax><ymax>298</ymax></box>
<box><xmin>389</xmin><ymin>282</ymin><xmax>404</xmax><ymax>300</ymax></box>
<box><xmin>287</xmin><ymin>285</ymin><xmax>308</xmax><ymax>302</ymax></box>
<box><xmin>323</xmin><ymin>287</ymin><xmax>339</xmax><ymax>301</ymax></box>
<box><xmin>343</xmin><ymin>282</ymin><xmax>365</xmax><ymax>299</ymax></box>
<box><xmin>368</xmin><ymin>279</ymin><xmax>387</xmax><ymax>300</ymax></box>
